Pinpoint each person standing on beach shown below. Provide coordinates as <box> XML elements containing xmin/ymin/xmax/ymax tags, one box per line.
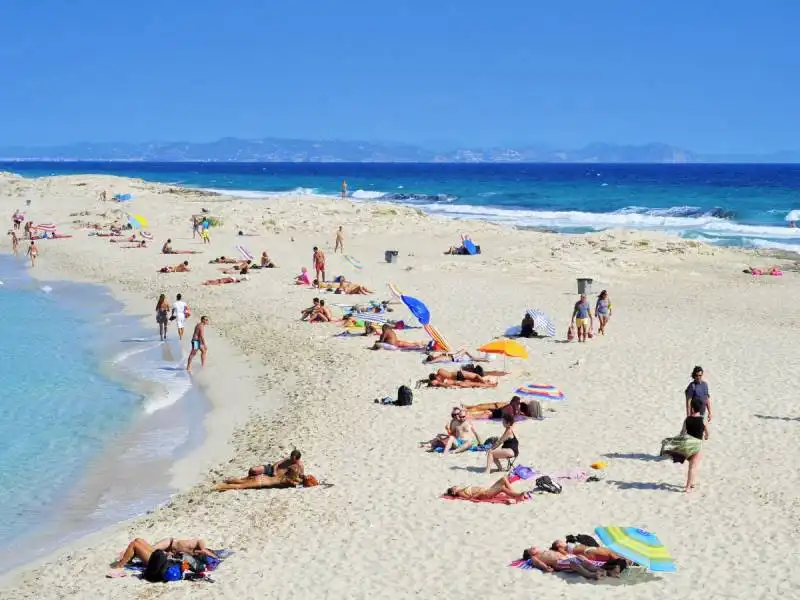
<box><xmin>9</xmin><ymin>230</ymin><xmax>19</xmax><ymax>255</ymax></box>
<box><xmin>186</xmin><ymin>316</ymin><xmax>209</xmax><ymax>372</ymax></box>
<box><xmin>26</xmin><ymin>240</ymin><xmax>37</xmax><ymax>267</ymax></box>
<box><xmin>172</xmin><ymin>293</ymin><xmax>189</xmax><ymax>340</ymax></box>
<box><xmin>685</xmin><ymin>365</ymin><xmax>712</xmax><ymax>422</ymax></box>
<box><xmin>313</xmin><ymin>246</ymin><xmax>326</xmax><ymax>286</ymax></box>
<box><xmin>334</xmin><ymin>226</ymin><xmax>344</xmax><ymax>253</ymax></box>
<box><xmin>595</xmin><ymin>290</ymin><xmax>611</xmax><ymax>335</ymax></box>
<box><xmin>571</xmin><ymin>294</ymin><xmax>593</xmax><ymax>342</ymax></box>
<box><xmin>341</xmin><ymin>180</ymin><xmax>348</xmax><ymax>199</ymax></box>
<box><xmin>155</xmin><ymin>294</ymin><xmax>170</xmax><ymax>341</ymax></box>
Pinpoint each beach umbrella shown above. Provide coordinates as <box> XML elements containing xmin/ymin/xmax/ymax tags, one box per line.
<box><xmin>128</xmin><ymin>214</ymin><xmax>148</xmax><ymax>229</ymax></box>
<box><xmin>526</xmin><ymin>308</ymin><xmax>556</xmax><ymax>337</ymax></box>
<box><xmin>478</xmin><ymin>338</ymin><xmax>528</xmax><ymax>371</ymax></box>
<box><xmin>478</xmin><ymin>338</ymin><xmax>529</xmax><ymax>359</ymax></box>
<box><xmin>388</xmin><ymin>283</ymin><xmax>431</xmax><ymax>325</ymax></box>
<box><xmin>594</xmin><ymin>526</ymin><xmax>676</xmax><ymax>573</ymax></box>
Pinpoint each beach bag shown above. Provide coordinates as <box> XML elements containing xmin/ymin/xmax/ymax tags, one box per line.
<box><xmin>185</xmin><ymin>306</ymin><xmax>191</xmax><ymax>318</ymax></box>
<box><xmin>535</xmin><ymin>476</ymin><xmax>562</xmax><ymax>494</ymax></box>
<box><xmin>396</xmin><ymin>385</ymin><xmax>413</xmax><ymax>406</ymax></box>
<box><xmin>142</xmin><ymin>550</ymin><xmax>180</xmax><ymax>582</ymax></box>
<box><xmin>567</xmin><ymin>326</ymin><xmax>576</xmax><ymax>342</ymax></box>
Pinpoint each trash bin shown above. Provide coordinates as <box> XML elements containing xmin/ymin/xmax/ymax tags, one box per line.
<box><xmin>385</xmin><ymin>250</ymin><xmax>399</xmax><ymax>264</ymax></box>
<box><xmin>577</xmin><ymin>278</ymin><xmax>594</xmax><ymax>295</ymax></box>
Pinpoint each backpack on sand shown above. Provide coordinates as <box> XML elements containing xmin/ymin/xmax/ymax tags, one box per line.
<box><xmin>535</xmin><ymin>476</ymin><xmax>562</xmax><ymax>494</ymax></box>
<box><xmin>396</xmin><ymin>385</ymin><xmax>413</xmax><ymax>406</ymax></box>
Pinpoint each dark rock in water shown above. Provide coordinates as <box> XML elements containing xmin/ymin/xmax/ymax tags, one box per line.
<box><xmin>707</xmin><ymin>207</ymin><xmax>736</xmax><ymax>219</ymax></box>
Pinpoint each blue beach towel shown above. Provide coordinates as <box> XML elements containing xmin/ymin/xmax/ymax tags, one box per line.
<box><xmin>463</xmin><ymin>239</ymin><xmax>477</xmax><ymax>255</ymax></box>
<box><xmin>434</xmin><ymin>442</ymin><xmax>491</xmax><ymax>453</ymax></box>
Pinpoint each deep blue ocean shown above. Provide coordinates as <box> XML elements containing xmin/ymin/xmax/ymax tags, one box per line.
<box><xmin>3</xmin><ymin>161</ymin><xmax>800</xmax><ymax>253</ymax></box>
<box><xmin>0</xmin><ymin>255</ymin><xmax>203</xmax><ymax>568</ymax></box>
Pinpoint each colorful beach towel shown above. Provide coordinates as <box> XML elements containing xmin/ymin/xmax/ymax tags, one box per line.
<box><xmin>349</xmin><ymin>312</ymin><xmax>390</xmax><ymax>324</ymax></box>
<box><xmin>433</xmin><ymin>442</ymin><xmax>491</xmax><ymax>453</ymax></box>
<box><xmin>118</xmin><ymin>549</ymin><xmax>234</xmax><ymax>578</ymax></box>
<box><xmin>235</xmin><ymin>244</ymin><xmax>254</xmax><ymax>261</ymax></box>
<box><xmin>344</xmin><ymin>254</ymin><xmax>363</xmax><ymax>270</ymax></box>
<box><xmin>516</xmin><ymin>384</ymin><xmax>565</xmax><ymax>401</ymax></box>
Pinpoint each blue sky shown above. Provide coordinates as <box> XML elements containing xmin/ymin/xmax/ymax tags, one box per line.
<box><xmin>1</xmin><ymin>1</ymin><xmax>797</xmax><ymax>153</ymax></box>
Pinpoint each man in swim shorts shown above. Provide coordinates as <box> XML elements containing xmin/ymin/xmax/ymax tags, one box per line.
<box><xmin>571</xmin><ymin>294</ymin><xmax>593</xmax><ymax>342</ymax></box>
<box><xmin>186</xmin><ymin>316</ymin><xmax>209</xmax><ymax>372</ymax></box>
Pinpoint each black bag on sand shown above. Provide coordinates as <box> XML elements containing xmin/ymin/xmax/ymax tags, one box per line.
<box><xmin>535</xmin><ymin>476</ymin><xmax>562</xmax><ymax>494</ymax></box>
<box><xmin>396</xmin><ymin>385</ymin><xmax>413</xmax><ymax>406</ymax></box>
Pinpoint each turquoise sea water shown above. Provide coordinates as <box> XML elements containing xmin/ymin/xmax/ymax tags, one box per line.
<box><xmin>3</xmin><ymin>161</ymin><xmax>800</xmax><ymax>254</ymax></box>
<box><xmin>0</xmin><ymin>256</ymin><xmax>203</xmax><ymax>568</ymax></box>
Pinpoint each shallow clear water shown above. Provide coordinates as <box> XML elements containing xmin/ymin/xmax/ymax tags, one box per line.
<box><xmin>3</xmin><ymin>161</ymin><xmax>800</xmax><ymax>253</ymax></box>
<box><xmin>0</xmin><ymin>256</ymin><xmax>204</xmax><ymax>567</ymax></box>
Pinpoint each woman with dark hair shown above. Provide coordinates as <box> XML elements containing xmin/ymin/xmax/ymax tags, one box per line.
<box><xmin>155</xmin><ymin>293</ymin><xmax>170</xmax><ymax>341</ymax></box>
<box><xmin>661</xmin><ymin>398</ymin><xmax>709</xmax><ymax>492</ymax></box>
<box><xmin>462</xmin><ymin>395</ymin><xmax>543</xmax><ymax>420</ymax></box>
<box><xmin>445</xmin><ymin>475</ymin><xmax>528</xmax><ymax>503</ymax></box>
<box><xmin>595</xmin><ymin>290</ymin><xmax>611</xmax><ymax>335</ymax></box>
<box><xmin>485</xmin><ymin>413</ymin><xmax>518</xmax><ymax>473</ymax></box>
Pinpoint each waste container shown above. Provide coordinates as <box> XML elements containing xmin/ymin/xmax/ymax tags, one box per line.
<box><xmin>385</xmin><ymin>250</ymin><xmax>399</xmax><ymax>264</ymax></box>
<box><xmin>577</xmin><ymin>278</ymin><xmax>594</xmax><ymax>295</ymax></box>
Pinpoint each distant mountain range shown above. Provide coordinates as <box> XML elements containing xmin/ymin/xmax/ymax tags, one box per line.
<box><xmin>0</xmin><ymin>138</ymin><xmax>797</xmax><ymax>163</ymax></box>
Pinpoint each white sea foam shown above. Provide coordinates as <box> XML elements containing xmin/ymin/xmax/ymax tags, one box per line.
<box><xmin>111</xmin><ymin>342</ymin><xmax>161</xmax><ymax>364</ymax></box>
<box><xmin>744</xmin><ymin>238</ymin><xmax>800</xmax><ymax>254</ymax></box>
<box><xmin>350</xmin><ymin>189</ymin><xmax>387</xmax><ymax>199</ymax></box>
<box><xmin>141</xmin><ymin>366</ymin><xmax>192</xmax><ymax>414</ymax></box>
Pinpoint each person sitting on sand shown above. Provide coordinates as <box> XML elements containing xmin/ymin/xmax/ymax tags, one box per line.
<box><xmin>334</xmin><ymin>280</ymin><xmax>373</xmax><ymax>295</ymax></box>
<box><xmin>161</xmin><ymin>239</ymin><xmax>173</xmax><ymax>253</ymax></box>
<box><xmin>159</xmin><ymin>260</ymin><xmax>190</xmax><ymax>273</ymax></box>
<box><xmin>372</xmin><ymin>324</ymin><xmax>428</xmax><ymax>350</ymax></box>
<box><xmin>209</xmin><ymin>256</ymin><xmax>238</xmax><ymax>264</ymax></box>
<box><xmin>309</xmin><ymin>299</ymin><xmax>334</xmax><ymax>322</ymax></box>
<box><xmin>295</xmin><ymin>267</ymin><xmax>312</xmax><ymax>285</ymax></box>
<box><xmin>519</xmin><ymin>313</ymin><xmax>537</xmax><ymax>338</ymax></box>
<box><xmin>425</xmin><ymin>407</ymin><xmax>482</xmax><ymax>454</ymax></box>
<box><xmin>445</xmin><ymin>475</ymin><xmax>530</xmax><ymax>504</ymax></box>
<box><xmin>444</xmin><ymin>234</ymin><xmax>474</xmax><ymax>255</ymax></box>
<box><xmin>301</xmin><ymin>298</ymin><xmax>321</xmax><ymax>320</ymax></box>
<box><xmin>463</xmin><ymin>395</ymin><xmax>543</xmax><ymax>420</ymax></box>
<box><xmin>110</xmin><ymin>537</ymin><xmax>217</xmax><ymax>569</ymax></box>
<box><xmin>258</xmin><ymin>251</ymin><xmax>276</xmax><ymax>268</ymax></box>
<box><xmin>227</xmin><ymin>450</ymin><xmax>304</xmax><ymax>482</ymax></box>
<box><xmin>215</xmin><ymin>462</ymin><xmax>306</xmax><ymax>491</ymax></box>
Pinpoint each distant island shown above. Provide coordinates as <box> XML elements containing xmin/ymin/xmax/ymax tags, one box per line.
<box><xmin>0</xmin><ymin>138</ymin><xmax>797</xmax><ymax>164</ymax></box>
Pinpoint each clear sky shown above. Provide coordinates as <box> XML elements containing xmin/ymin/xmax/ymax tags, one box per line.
<box><xmin>1</xmin><ymin>1</ymin><xmax>797</xmax><ymax>153</ymax></box>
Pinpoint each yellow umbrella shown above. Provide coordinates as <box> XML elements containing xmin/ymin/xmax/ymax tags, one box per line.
<box><xmin>478</xmin><ymin>338</ymin><xmax>528</xmax><ymax>372</ymax></box>
<box><xmin>478</xmin><ymin>338</ymin><xmax>529</xmax><ymax>359</ymax></box>
<box><xmin>128</xmin><ymin>213</ymin><xmax>149</xmax><ymax>229</ymax></box>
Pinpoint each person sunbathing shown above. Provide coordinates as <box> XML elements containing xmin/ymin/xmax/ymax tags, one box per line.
<box><xmin>334</xmin><ymin>280</ymin><xmax>373</xmax><ymax>295</ymax></box>
<box><xmin>110</xmin><ymin>234</ymin><xmax>138</xmax><ymax>243</ymax></box>
<box><xmin>221</xmin><ymin>260</ymin><xmax>252</xmax><ymax>273</ymax></box>
<box><xmin>425</xmin><ymin>374</ymin><xmax>498</xmax><ymax>388</ymax></box>
<box><xmin>225</xmin><ymin>450</ymin><xmax>304</xmax><ymax>483</ymax></box>
<box><xmin>463</xmin><ymin>395</ymin><xmax>543</xmax><ymax>420</ymax></box>
<box><xmin>551</xmin><ymin>540</ymin><xmax>620</xmax><ymax>562</ymax></box>
<box><xmin>203</xmin><ymin>273</ymin><xmax>248</xmax><ymax>285</ymax></box>
<box><xmin>120</xmin><ymin>241</ymin><xmax>147</xmax><ymax>248</ymax></box>
<box><xmin>216</xmin><ymin>463</ymin><xmax>305</xmax><ymax>491</ymax></box>
<box><xmin>424</xmin><ymin>349</ymin><xmax>490</xmax><ymax>364</ymax></box>
<box><xmin>371</xmin><ymin>324</ymin><xmax>428</xmax><ymax>350</ymax></box>
<box><xmin>110</xmin><ymin>537</ymin><xmax>217</xmax><ymax>569</ymax></box>
<box><xmin>425</xmin><ymin>407</ymin><xmax>482</xmax><ymax>454</ymax></box>
<box><xmin>445</xmin><ymin>475</ymin><xmax>529</xmax><ymax>504</ymax></box>
<box><xmin>209</xmin><ymin>255</ymin><xmax>238</xmax><ymax>264</ymax></box>
<box><xmin>159</xmin><ymin>261</ymin><xmax>190</xmax><ymax>273</ymax></box>
<box><xmin>434</xmin><ymin>367</ymin><xmax>486</xmax><ymax>383</ymax></box>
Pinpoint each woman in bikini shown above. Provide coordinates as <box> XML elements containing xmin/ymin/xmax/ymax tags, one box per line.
<box><xmin>445</xmin><ymin>475</ymin><xmax>529</xmax><ymax>504</ymax></box>
<box><xmin>215</xmin><ymin>463</ymin><xmax>305</xmax><ymax>491</ymax></box>
<box><xmin>110</xmin><ymin>537</ymin><xmax>217</xmax><ymax>569</ymax></box>
<box><xmin>372</xmin><ymin>324</ymin><xmax>428</xmax><ymax>350</ymax></box>
<box><xmin>334</xmin><ymin>280</ymin><xmax>373</xmax><ymax>295</ymax></box>
<box><xmin>486</xmin><ymin>413</ymin><xmax>518</xmax><ymax>473</ymax></box>
<box><xmin>425</xmin><ymin>372</ymin><xmax>498</xmax><ymax>389</ymax></box>
<box><xmin>463</xmin><ymin>395</ymin><xmax>542</xmax><ymax>420</ymax></box>
<box><xmin>550</xmin><ymin>539</ymin><xmax>620</xmax><ymax>562</ymax></box>
<box><xmin>155</xmin><ymin>294</ymin><xmax>170</xmax><ymax>341</ymax></box>
<box><xmin>159</xmin><ymin>261</ymin><xmax>190</xmax><ymax>273</ymax></box>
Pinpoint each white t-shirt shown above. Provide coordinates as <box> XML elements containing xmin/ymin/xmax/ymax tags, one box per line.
<box><xmin>172</xmin><ymin>300</ymin><xmax>187</xmax><ymax>323</ymax></box>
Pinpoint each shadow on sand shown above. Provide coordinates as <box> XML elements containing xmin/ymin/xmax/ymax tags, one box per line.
<box><xmin>605</xmin><ymin>480</ymin><xmax>684</xmax><ymax>493</ymax></box>
<box><xmin>754</xmin><ymin>414</ymin><xmax>800</xmax><ymax>422</ymax></box>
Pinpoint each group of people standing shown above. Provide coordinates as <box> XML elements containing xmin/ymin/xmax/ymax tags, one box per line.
<box><xmin>153</xmin><ymin>293</ymin><xmax>210</xmax><ymax>372</ymax></box>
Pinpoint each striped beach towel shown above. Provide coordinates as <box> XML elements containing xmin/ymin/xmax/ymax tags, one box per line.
<box><xmin>235</xmin><ymin>245</ymin><xmax>254</xmax><ymax>261</ymax></box>
<box><xmin>344</xmin><ymin>255</ymin><xmax>363</xmax><ymax>270</ymax></box>
<box><xmin>424</xmin><ymin>324</ymin><xmax>452</xmax><ymax>352</ymax></box>
<box><xmin>515</xmin><ymin>384</ymin><xmax>565</xmax><ymax>401</ymax></box>
<box><xmin>350</xmin><ymin>312</ymin><xmax>390</xmax><ymax>324</ymax></box>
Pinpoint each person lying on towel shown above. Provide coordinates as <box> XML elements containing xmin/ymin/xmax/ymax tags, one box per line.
<box><xmin>371</xmin><ymin>324</ymin><xmax>428</xmax><ymax>350</ymax></box>
<box><xmin>215</xmin><ymin>460</ymin><xmax>318</xmax><ymax>491</ymax></box>
<box><xmin>159</xmin><ymin>261</ymin><xmax>190</xmax><ymax>273</ymax></box>
<box><xmin>209</xmin><ymin>255</ymin><xmax>239</xmax><ymax>264</ymax></box>
<box><xmin>334</xmin><ymin>280</ymin><xmax>373</xmax><ymax>295</ymax></box>
<box><xmin>445</xmin><ymin>475</ymin><xmax>529</xmax><ymax>504</ymax></box>
<box><xmin>223</xmin><ymin>450</ymin><xmax>304</xmax><ymax>484</ymax></box>
<box><xmin>463</xmin><ymin>395</ymin><xmax>543</xmax><ymax>420</ymax></box>
<box><xmin>110</xmin><ymin>537</ymin><xmax>217</xmax><ymax>569</ymax></box>
<box><xmin>424</xmin><ymin>371</ymin><xmax>498</xmax><ymax>388</ymax></box>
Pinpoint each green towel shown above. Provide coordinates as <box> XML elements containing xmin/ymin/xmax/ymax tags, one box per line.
<box><xmin>660</xmin><ymin>435</ymin><xmax>701</xmax><ymax>462</ymax></box>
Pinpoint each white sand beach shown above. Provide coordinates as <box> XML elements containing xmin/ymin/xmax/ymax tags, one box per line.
<box><xmin>1</xmin><ymin>172</ymin><xmax>798</xmax><ymax>599</ymax></box>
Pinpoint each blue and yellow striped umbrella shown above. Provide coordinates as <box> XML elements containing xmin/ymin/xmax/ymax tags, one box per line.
<box><xmin>127</xmin><ymin>214</ymin><xmax>148</xmax><ymax>229</ymax></box>
<box><xmin>594</xmin><ymin>526</ymin><xmax>676</xmax><ymax>572</ymax></box>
